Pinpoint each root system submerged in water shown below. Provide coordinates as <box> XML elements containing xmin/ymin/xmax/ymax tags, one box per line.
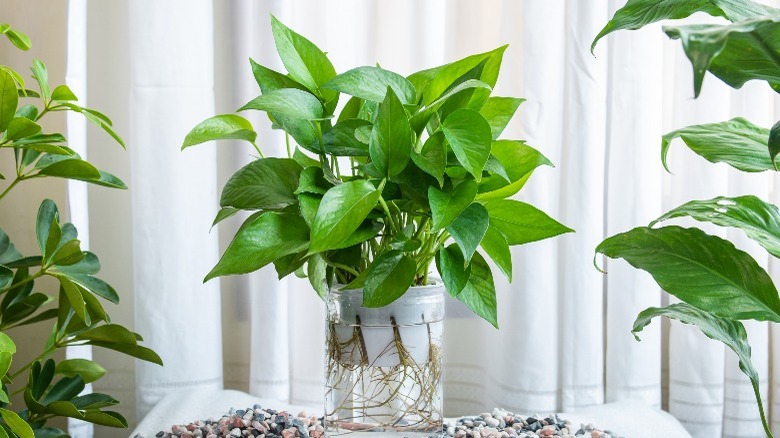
<box><xmin>325</xmin><ymin>316</ymin><xmax>443</xmax><ymax>434</ymax></box>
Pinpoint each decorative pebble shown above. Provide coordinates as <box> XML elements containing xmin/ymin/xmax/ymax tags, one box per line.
<box><xmin>137</xmin><ymin>406</ymin><xmax>624</xmax><ymax>438</ymax></box>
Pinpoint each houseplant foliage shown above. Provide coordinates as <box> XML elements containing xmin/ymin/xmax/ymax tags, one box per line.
<box><xmin>183</xmin><ymin>15</ymin><xmax>572</xmax><ymax>328</ymax></box>
<box><xmin>0</xmin><ymin>23</ymin><xmax>162</xmax><ymax>437</ymax></box>
<box><xmin>593</xmin><ymin>1</ymin><xmax>780</xmax><ymax>436</ymax></box>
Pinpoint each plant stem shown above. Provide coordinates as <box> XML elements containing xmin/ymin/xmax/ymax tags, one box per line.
<box><xmin>285</xmin><ymin>133</ymin><xmax>292</xmax><ymax>158</ymax></box>
<box><xmin>9</xmin><ymin>341</ymin><xmax>58</xmax><ymax>381</ymax></box>
<box><xmin>377</xmin><ymin>196</ymin><xmax>397</xmax><ymax>232</ymax></box>
<box><xmin>0</xmin><ymin>268</ymin><xmax>45</xmax><ymax>296</ymax></box>
<box><xmin>250</xmin><ymin>141</ymin><xmax>265</xmax><ymax>158</ymax></box>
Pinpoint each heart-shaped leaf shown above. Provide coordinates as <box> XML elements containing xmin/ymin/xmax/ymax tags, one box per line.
<box><xmin>324</xmin><ymin>66</ymin><xmax>417</xmax><ymax>105</ymax></box>
<box><xmin>181</xmin><ymin>114</ymin><xmax>257</xmax><ymax>149</ymax></box>
<box><xmin>362</xmin><ymin>250</ymin><xmax>417</xmax><ymax>308</ymax></box>
<box><xmin>309</xmin><ymin>180</ymin><xmax>381</xmax><ymax>253</ymax></box>
<box><xmin>446</xmin><ymin>203</ymin><xmax>489</xmax><ymax>263</ymax></box>
<box><xmin>369</xmin><ymin>87</ymin><xmax>412</xmax><ymax>177</ymax></box>
<box><xmin>442</xmin><ymin>109</ymin><xmax>492</xmax><ymax>182</ymax></box>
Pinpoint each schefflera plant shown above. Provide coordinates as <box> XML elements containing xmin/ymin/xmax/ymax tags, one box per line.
<box><xmin>183</xmin><ymin>16</ymin><xmax>572</xmax><ymax>328</ymax></box>
<box><xmin>593</xmin><ymin>1</ymin><xmax>780</xmax><ymax>436</ymax></box>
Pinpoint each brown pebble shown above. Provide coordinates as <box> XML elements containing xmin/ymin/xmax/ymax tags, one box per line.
<box><xmin>592</xmin><ymin>431</ymin><xmax>601</xmax><ymax>438</ymax></box>
<box><xmin>297</xmin><ymin>411</ymin><xmax>307</xmax><ymax>418</ymax></box>
<box><xmin>281</xmin><ymin>429</ymin><xmax>298</xmax><ymax>438</ymax></box>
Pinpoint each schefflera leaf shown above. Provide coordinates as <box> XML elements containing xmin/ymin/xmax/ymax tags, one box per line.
<box><xmin>632</xmin><ymin>303</ymin><xmax>771</xmax><ymax>436</ymax></box>
<box><xmin>597</xmin><ymin>225</ymin><xmax>780</xmax><ymax>323</ymax></box>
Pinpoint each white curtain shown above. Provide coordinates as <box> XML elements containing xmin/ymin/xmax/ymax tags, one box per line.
<box><xmin>0</xmin><ymin>0</ymin><xmax>768</xmax><ymax>437</ymax></box>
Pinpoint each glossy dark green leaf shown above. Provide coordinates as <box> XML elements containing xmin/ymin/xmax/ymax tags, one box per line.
<box><xmin>211</xmin><ymin>207</ymin><xmax>239</xmax><ymax>229</ymax></box>
<box><xmin>49</xmin><ymin>252</ymin><xmax>99</xmax><ymax>276</ymax></box>
<box><xmin>442</xmin><ymin>109</ymin><xmax>492</xmax><ymax>181</ymax></box>
<box><xmin>76</xmin><ymin>324</ymin><xmax>137</xmax><ymax>344</ymax></box>
<box><xmin>436</xmin><ymin>244</ymin><xmax>471</xmax><ymax>296</ymax></box>
<box><xmin>632</xmin><ymin>303</ymin><xmax>770</xmax><ymax>435</ymax></box>
<box><xmin>307</xmin><ymin>254</ymin><xmax>328</xmax><ymax>299</ymax></box>
<box><xmin>5</xmin><ymin>117</ymin><xmax>41</xmax><ymax>140</ymax></box>
<box><xmin>411</xmin><ymin>131</ymin><xmax>446</xmax><ymax>186</ymax></box>
<box><xmin>664</xmin><ymin>16</ymin><xmax>780</xmax><ymax>97</ymax></box>
<box><xmin>480</xmin><ymin>97</ymin><xmax>524</xmax><ymax>140</ymax></box>
<box><xmin>43</xmin><ymin>375</ymin><xmax>85</xmax><ymax>404</ymax></box>
<box><xmin>82</xmin><ymin>410</ymin><xmax>127</xmax><ymax>428</ymax></box>
<box><xmin>54</xmin><ymin>359</ymin><xmax>106</xmax><ymax>384</ymax></box>
<box><xmin>249</xmin><ymin>59</ymin><xmax>307</xmax><ymax>93</ymax></box>
<box><xmin>51</xmin><ymin>240</ymin><xmax>84</xmax><ymax>266</ymax></box>
<box><xmin>0</xmin><ymin>68</ymin><xmax>17</xmax><ymax>132</ymax></box>
<box><xmin>181</xmin><ymin>114</ymin><xmax>257</xmax><ymax>149</ymax></box>
<box><xmin>0</xmin><ymin>408</ymin><xmax>33</xmax><ymax>438</ymax></box>
<box><xmin>662</xmin><ymin>118</ymin><xmax>772</xmax><ymax>172</ymax></box>
<box><xmin>29</xmin><ymin>428</ymin><xmax>67</xmax><ymax>438</ymax></box>
<box><xmin>70</xmin><ymin>393</ymin><xmax>119</xmax><ymax>410</ymax></box>
<box><xmin>321</xmin><ymin>119</ymin><xmax>371</xmax><ymax>156</ymax></box>
<box><xmin>362</xmin><ymin>250</ymin><xmax>417</xmax><ymax>308</ymax></box>
<box><xmin>293</xmin><ymin>147</ymin><xmax>320</xmax><ymax>168</ymax></box>
<box><xmin>309</xmin><ymin>180</ymin><xmax>380</xmax><ymax>253</ymax></box>
<box><xmin>270</xmin><ymin>15</ymin><xmax>337</xmax><ymax>100</ymax></box>
<box><xmin>456</xmin><ymin>251</ymin><xmax>498</xmax><ymax>328</ymax></box>
<box><xmin>480</xmin><ymin>226</ymin><xmax>512</xmax><ymax>281</ymax></box>
<box><xmin>770</xmin><ymin>119</ymin><xmax>780</xmax><ymax>169</ymax></box>
<box><xmin>36</xmin><ymin>200</ymin><xmax>58</xmax><ymax>258</ymax></box>
<box><xmin>0</xmin><ymin>267</ymin><xmax>11</xmax><ymax>290</ymax></box>
<box><xmin>59</xmin><ymin>277</ymin><xmax>87</xmax><ymax>323</ymax></box>
<box><xmin>206</xmin><ymin>212</ymin><xmax>309</xmax><ymax>281</ymax></box>
<box><xmin>86</xmin><ymin>341</ymin><xmax>162</xmax><ymax>365</ymax></box>
<box><xmin>37</xmin><ymin>158</ymin><xmax>102</xmax><ymax>181</ymax></box>
<box><xmin>297</xmin><ymin>193</ymin><xmax>321</xmax><ymax>227</ymax></box>
<box><xmin>369</xmin><ymin>87</ymin><xmax>412</xmax><ymax>177</ymax></box>
<box><xmin>653</xmin><ymin>195</ymin><xmax>780</xmax><ymax>258</ymax></box>
<box><xmin>50</xmin><ymin>84</ymin><xmax>77</xmax><ymax>101</ymax></box>
<box><xmin>429</xmin><ymin>180</ymin><xmax>478</xmax><ymax>230</ymax></box>
<box><xmin>446</xmin><ymin>203</ymin><xmax>489</xmax><ymax>263</ymax></box>
<box><xmin>296</xmin><ymin>167</ymin><xmax>333</xmax><ymax>195</ymax></box>
<box><xmin>597</xmin><ymin>225</ymin><xmax>780</xmax><ymax>322</ymax></box>
<box><xmin>484</xmin><ymin>199</ymin><xmax>573</xmax><ymax>245</ymax></box>
<box><xmin>220</xmin><ymin>158</ymin><xmax>302</xmax><ymax>210</ymax></box>
<box><xmin>591</xmin><ymin>0</ymin><xmax>776</xmax><ymax>52</ymax></box>
<box><xmin>239</xmin><ymin>88</ymin><xmax>323</xmax><ymax>120</ymax></box>
<box><xmin>323</xmin><ymin>66</ymin><xmax>417</xmax><ymax>105</ymax></box>
<box><xmin>0</xmin><ymin>228</ymin><xmax>21</xmax><ymax>266</ymax></box>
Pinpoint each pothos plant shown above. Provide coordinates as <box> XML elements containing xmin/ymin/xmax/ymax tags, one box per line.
<box><xmin>593</xmin><ymin>1</ymin><xmax>780</xmax><ymax>436</ymax></box>
<box><xmin>183</xmin><ymin>16</ymin><xmax>572</xmax><ymax>328</ymax></box>
<box><xmin>0</xmin><ymin>24</ymin><xmax>161</xmax><ymax>437</ymax></box>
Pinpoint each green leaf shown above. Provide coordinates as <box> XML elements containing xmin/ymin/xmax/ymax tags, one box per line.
<box><xmin>436</xmin><ymin>244</ymin><xmax>471</xmax><ymax>297</ymax></box>
<box><xmin>49</xmin><ymin>251</ymin><xmax>99</xmax><ymax>276</ymax></box>
<box><xmin>70</xmin><ymin>393</ymin><xmax>119</xmax><ymax>410</ymax></box>
<box><xmin>662</xmin><ymin>118</ymin><xmax>772</xmax><ymax>172</ymax></box>
<box><xmin>770</xmin><ymin>119</ymin><xmax>780</xmax><ymax>169</ymax></box>
<box><xmin>0</xmin><ymin>333</ymin><xmax>15</xmax><ymax>355</ymax></box>
<box><xmin>239</xmin><ymin>88</ymin><xmax>323</xmax><ymax>120</ymax></box>
<box><xmin>362</xmin><ymin>251</ymin><xmax>417</xmax><ymax>308</ymax></box>
<box><xmin>55</xmin><ymin>359</ymin><xmax>106</xmax><ymax>384</ymax></box>
<box><xmin>480</xmin><ymin>97</ymin><xmax>524</xmax><ymax>140</ymax></box>
<box><xmin>43</xmin><ymin>375</ymin><xmax>85</xmax><ymax>404</ymax></box>
<box><xmin>31</xmin><ymin>60</ymin><xmax>50</xmax><ymax>103</ymax></box>
<box><xmin>51</xmin><ymin>240</ymin><xmax>84</xmax><ymax>266</ymax></box>
<box><xmin>85</xmin><ymin>341</ymin><xmax>162</xmax><ymax>365</ymax></box>
<box><xmin>309</xmin><ymin>180</ymin><xmax>381</xmax><ymax>253</ymax></box>
<box><xmin>50</xmin><ymin>85</ymin><xmax>77</xmax><ymax>101</ymax></box>
<box><xmin>456</xmin><ymin>251</ymin><xmax>498</xmax><ymax>328</ymax></box>
<box><xmin>270</xmin><ymin>15</ymin><xmax>337</xmax><ymax>99</ymax></box>
<box><xmin>442</xmin><ymin>109</ymin><xmax>492</xmax><ymax>181</ymax></box>
<box><xmin>591</xmin><ymin>0</ymin><xmax>776</xmax><ymax>52</ymax></box>
<box><xmin>206</xmin><ymin>213</ymin><xmax>309</xmax><ymax>280</ymax></box>
<box><xmin>0</xmin><ymin>408</ymin><xmax>33</xmax><ymax>438</ymax></box>
<box><xmin>597</xmin><ymin>225</ymin><xmax>780</xmax><ymax>322</ymax></box>
<box><xmin>632</xmin><ymin>303</ymin><xmax>771</xmax><ymax>436</ymax></box>
<box><xmin>0</xmin><ymin>228</ymin><xmax>21</xmax><ymax>265</ymax></box>
<box><xmin>321</xmin><ymin>119</ymin><xmax>371</xmax><ymax>156</ymax></box>
<box><xmin>0</xmin><ymin>68</ymin><xmax>17</xmax><ymax>132</ymax></box>
<box><xmin>31</xmin><ymin>428</ymin><xmax>68</xmax><ymax>438</ymax></box>
<box><xmin>5</xmin><ymin>117</ymin><xmax>40</xmax><ymax>140</ymax></box>
<box><xmin>446</xmin><ymin>203</ymin><xmax>489</xmax><ymax>263</ymax></box>
<box><xmin>37</xmin><ymin>158</ymin><xmax>102</xmax><ymax>180</ymax></box>
<box><xmin>249</xmin><ymin>59</ymin><xmax>308</xmax><ymax>93</ymax></box>
<box><xmin>220</xmin><ymin>158</ymin><xmax>302</xmax><ymax>210</ymax></box>
<box><xmin>653</xmin><ymin>195</ymin><xmax>780</xmax><ymax>259</ymax></box>
<box><xmin>82</xmin><ymin>411</ymin><xmax>127</xmax><ymax>428</ymax></box>
<box><xmin>76</xmin><ymin>324</ymin><xmax>137</xmax><ymax>344</ymax></box>
<box><xmin>296</xmin><ymin>167</ymin><xmax>333</xmax><ymax>196</ymax></box>
<box><xmin>369</xmin><ymin>87</ymin><xmax>412</xmax><ymax>177</ymax></box>
<box><xmin>484</xmin><ymin>199</ymin><xmax>573</xmax><ymax>245</ymax></box>
<box><xmin>212</xmin><ymin>207</ymin><xmax>239</xmax><ymax>229</ymax></box>
<box><xmin>307</xmin><ymin>254</ymin><xmax>328</xmax><ymax>299</ymax></box>
<box><xmin>181</xmin><ymin>114</ymin><xmax>257</xmax><ymax>149</ymax></box>
<box><xmin>664</xmin><ymin>16</ymin><xmax>780</xmax><ymax>97</ymax></box>
<box><xmin>59</xmin><ymin>277</ymin><xmax>87</xmax><ymax>323</ymax></box>
<box><xmin>411</xmin><ymin>131</ymin><xmax>446</xmax><ymax>185</ymax></box>
<box><xmin>323</xmin><ymin>66</ymin><xmax>417</xmax><ymax>105</ymax></box>
<box><xmin>4</xmin><ymin>28</ymin><xmax>31</xmax><ymax>51</ymax></box>
<box><xmin>429</xmin><ymin>180</ymin><xmax>478</xmax><ymax>230</ymax></box>
<box><xmin>36</xmin><ymin>200</ymin><xmax>58</xmax><ymax>258</ymax></box>
<box><xmin>480</xmin><ymin>226</ymin><xmax>512</xmax><ymax>281</ymax></box>
<box><xmin>293</xmin><ymin>147</ymin><xmax>320</xmax><ymax>168</ymax></box>
<box><xmin>0</xmin><ymin>267</ymin><xmax>11</xmax><ymax>290</ymax></box>
<box><xmin>409</xmin><ymin>79</ymin><xmax>492</xmax><ymax>135</ymax></box>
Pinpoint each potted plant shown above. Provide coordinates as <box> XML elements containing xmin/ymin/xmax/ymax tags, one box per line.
<box><xmin>592</xmin><ymin>1</ymin><xmax>780</xmax><ymax>436</ymax></box>
<box><xmin>183</xmin><ymin>16</ymin><xmax>572</xmax><ymax>436</ymax></box>
<box><xmin>0</xmin><ymin>23</ymin><xmax>161</xmax><ymax>437</ymax></box>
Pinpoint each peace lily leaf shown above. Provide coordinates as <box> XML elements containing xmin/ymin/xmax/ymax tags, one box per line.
<box><xmin>770</xmin><ymin>120</ymin><xmax>780</xmax><ymax>169</ymax></box>
<box><xmin>362</xmin><ymin>250</ymin><xmax>417</xmax><ymax>308</ymax></box>
<box><xmin>0</xmin><ymin>68</ymin><xmax>17</xmax><ymax>132</ymax></box>
<box><xmin>54</xmin><ymin>359</ymin><xmax>106</xmax><ymax>384</ymax></box>
<box><xmin>5</xmin><ymin>116</ymin><xmax>40</xmax><ymax>140</ymax></box>
<box><xmin>480</xmin><ymin>97</ymin><xmax>524</xmax><ymax>140</ymax></box>
<box><xmin>661</xmin><ymin>117</ymin><xmax>772</xmax><ymax>172</ymax></box>
<box><xmin>50</xmin><ymin>84</ymin><xmax>77</xmax><ymax>101</ymax></box>
<box><xmin>429</xmin><ymin>180</ymin><xmax>478</xmax><ymax>230</ymax></box>
<box><xmin>442</xmin><ymin>109</ymin><xmax>492</xmax><ymax>182</ymax></box>
<box><xmin>480</xmin><ymin>226</ymin><xmax>512</xmax><ymax>281</ymax></box>
<box><xmin>664</xmin><ymin>16</ymin><xmax>780</xmax><ymax>97</ymax></box>
<box><xmin>220</xmin><ymin>158</ymin><xmax>302</xmax><ymax>210</ymax></box>
<box><xmin>436</xmin><ymin>244</ymin><xmax>471</xmax><ymax>297</ymax></box>
<box><xmin>322</xmin><ymin>119</ymin><xmax>371</xmax><ymax>156</ymax></box>
<box><xmin>597</xmin><ymin>225</ymin><xmax>780</xmax><ymax>322</ymax></box>
<box><xmin>249</xmin><ymin>58</ymin><xmax>307</xmax><ymax>93</ymax></box>
<box><xmin>653</xmin><ymin>195</ymin><xmax>780</xmax><ymax>258</ymax></box>
<box><xmin>591</xmin><ymin>0</ymin><xmax>777</xmax><ymax>52</ymax></box>
<box><xmin>323</xmin><ymin>66</ymin><xmax>417</xmax><ymax>105</ymax></box>
<box><xmin>309</xmin><ymin>180</ymin><xmax>381</xmax><ymax>253</ymax></box>
<box><xmin>412</xmin><ymin>131</ymin><xmax>446</xmax><ymax>185</ymax></box>
<box><xmin>239</xmin><ymin>88</ymin><xmax>324</xmax><ymax>120</ymax></box>
<box><xmin>369</xmin><ymin>87</ymin><xmax>412</xmax><ymax>177</ymax></box>
<box><xmin>632</xmin><ymin>303</ymin><xmax>770</xmax><ymax>436</ymax></box>
<box><xmin>270</xmin><ymin>15</ymin><xmax>337</xmax><ymax>100</ymax></box>
<box><xmin>181</xmin><ymin>114</ymin><xmax>257</xmax><ymax>149</ymax></box>
<box><xmin>0</xmin><ymin>408</ymin><xmax>33</xmax><ymax>438</ymax></box>
<box><xmin>456</xmin><ymin>251</ymin><xmax>498</xmax><ymax>328</ymax></box>
<box><xmin>484</xmin><ymin>199</ymin><xmax>573</xmax><ymax>245</ymax></box>
<box><xmin>206</xmin><ymin>213</ymin><xmax>309</xmax><ymax>281</ymax></box>
<box><xmin>446</xmin><ymin>203</ymin><xmax>489</xmax><ymax>263</ymax></box>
